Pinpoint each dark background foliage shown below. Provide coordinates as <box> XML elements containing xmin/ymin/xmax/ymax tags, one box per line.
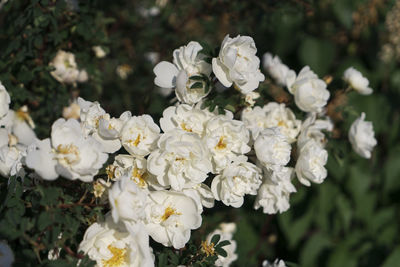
<box><xmin>1</xmin><ymin>0</ymin><xmax>400</xmax><ymax>266</ymax></box>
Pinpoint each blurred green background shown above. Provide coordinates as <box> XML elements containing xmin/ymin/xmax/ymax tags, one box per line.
<box><xmin>1</xmin><ymin>0</ymin><xmax>400</xmax><ymax>266</ymax></box>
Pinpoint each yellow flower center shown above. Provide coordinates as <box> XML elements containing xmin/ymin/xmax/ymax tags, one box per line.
<box><xmin>132</xmin><ymin>167</ymin><xmax>147</xmax><ymax>188</ymax></box>
<box><xmin>201</xmin><ymin>240</ymin><xmax>215</xmax><ymax>256</ymax></box>
<box><xmin>215</xmin><ymin>136</ymin><xmax>227</xmax><ymax>150</ymax></box>
<box><xmin>277</xmin><ymin>120</ymin><xmax>286</xmax><ymax>127</ymax></box>
<box><xmin>180</xmin><ymin>122</ymin><xmax>192</xmax><ymax>132</ymax></box>
<box><xmin>127</xmin><ymin>134</ymin><xmax>141</xmax><ymax>147</ymax></box>
<box><xmin>55</xmin><ymin>144</ymin><xmax>80</xmax><ymax>164</ymax></box>
<box><xmin>106</xmin><ymin>165</ymin><xmax>117</xmax><ymax>180</ymax></box>
<box><xmin>102</xmin><ymin>245</ymin><xmax>127</xmax><ymax>267</ymax></box>
<box><xmin>161</xmin><ymin>206</ymin><xmax>181</xmax><ymax>222</ymax></box>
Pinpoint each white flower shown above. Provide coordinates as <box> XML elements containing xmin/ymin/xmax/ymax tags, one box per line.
<box><xmin>295</xmin><ymin>140</ymin><xmax>328</xmax><ymax>186</ymax></box>
<box><xmin>49</xmin><ymin>50</ymin><xmax>88</xmax><ymax>84</ymax></box>
<box><xmin>62</xmin><ymin>101</ymin><xmax>80</xmax><ymax>119</ymax></box>
<box><xmin>0</xmin><ymin>241</ymin><xmax>14</xmax><ymax>267</ymax></box>
<box><xmin>79</xmin><ymin>216</ymin><xmax>154</xmax><ymax>267</ymax></box>
<box><xmin>181</xmin><ymin>183</ymin><xmax>215</xmax><ymax>212</ymax></box>
<box><xmin>262</xmin><ymin>53</ymin><xmax>296</xmax><ymax>87</ymax></box>
<box><xmin>92</xmin><ymin>46</ymin><xmax>107</xmax><ymax>58</ymax></box>
<box><xmin>0</xmin><ymin>108</ymin><xmax>37</xmax><ymax>147</ymax></box>
<box><xmin>0</xmin><ymin>145</ymin><xmax>25</xmax><ymax>178</ymax></box>
<box><xmin>211</xmin><ymin>158</ymin><xmax>262</xmax><ymax>208</ymax></box>
<box><xmin>242</xmin><ymin>102</ymin><xmax>301</xmax><ymax>142</ymax></box>
<box><xmin>109</xmin><ymin>173</ymin><xmax>148</xmax><ymax>224</ymax></box>
<box><xmin>348</xmin><ymin>112</ymin><xmax>377</xmax><ymax>158</ymax></box>
<box><xmin>108</xmin><ymin>154</ymin><xmax>163</xmax><ymax>190</ymax></box>
<box><xmin>144</xmin><ymin>190</ymin><xmax>202</xmax><ymax>249</ymax></box>
<box><xmin>212</xmin><ymin>35</ymin><xmax>265</xmax><ymax>94</ymax></box>
<box><xmin>254</xmin><ymin>128</ymin><xmax>291</xmax><ymax>168</ymax></box>
<box><xmin>0</xmin><ymin>81</ymin><xmax>10</xmax><ymax>119</ymax></box>
<box><xmin>78</xmin><ymin>97</ymin><xmax>131</xmax><ymax>153</ymax></box>
<box><xmin>204</xmin><ymin>114</ymin><xmax>250</xmax><ymax>172</ymax></box>
<box><xmin>160</xmin><ymin>103</ymin><xmax>214</xmax><ymax>138</ymax></box>
<box><xmin>147</xmin><ymin>129</ymin><xmax>212</xmax><ymax>191</ymax></box>
<box><xmin>144</xmin><ymin>52</ymin><xmax>160</xmax><ymax>65</ymax></box>
<box><xmin>26</xmin><ymin>119</ymin><xmax>108</xmax><ymax>182</ymax></box>
<box><xmin>288</xmin><ymin>66</ymin><xmax>330</xmax><ymax>112</ymax></box>
<box><xmin>206</xmin><ymin>223</ymin><xmax>238</xmax><ymax>267</ymax></box>
<box><xmin>262</xmin><ymin>259</ymin><xmax>287</xmax><ymax>267</ymax></box>
<box><xmin>120</xmin><ymin>115</ymin><xmax>160</xmax><ymax>157</ymax></box>
<box><xmin>254</xmin><ymin>167</ymin><xmax>296</xmax><ymax>214</ymax></box>
<box><xmin>297</xmin><ymin>114</ymin><xmax>333</xmax><ymax>150</ymax></box>
<box><xmin>343</xmin><ymin>67</ymin><xmax>373</xmax><ymax>95</ymax></box>
<box><xmin>244</xmin><ymin>91</ymin><xmax>260</xmax><ymax>107</ymax></box>
<box><xmin>153</xmin><ymin>41</ymin><xmax>212</xmax><ymax>104</ymax></box>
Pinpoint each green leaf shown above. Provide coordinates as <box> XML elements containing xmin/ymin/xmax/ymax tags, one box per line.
<box><xmin>216</xmin><ymin>240</ymin><xmax>230</xmax><ymax>248</ymax></box>
<box><xmin>215</xmin><ymin>247</ymin><xmax>227</xmax><ymax>257</ymax></box>
<box><xmin>382</xmin><ymin>246</ymin><xmax>400</xmax><ymax>267</ymax></box>
<box><xmin>299</xmin><ymin>37</ymin><xmax>335</xmax><ymax>76</ymax></box>
<box><xmin>190</xmin><ymin>82</ymin><xmax>203</xmax><ymax>89</ymax></box>
<box><xmin>210</xmin><ymin>234</ymin><xmax>220</xmax><ymax>245</ymax></box>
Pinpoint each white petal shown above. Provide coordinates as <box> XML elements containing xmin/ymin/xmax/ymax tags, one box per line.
<box><xmin>153</xmin><ymin>61</ymin><xmax>179</xmax><ymax>88</ymax></box>
<box><xmin>212</xmin><ymin>58</ymin><xmax>232</xmax><ymax>87</ymax></box>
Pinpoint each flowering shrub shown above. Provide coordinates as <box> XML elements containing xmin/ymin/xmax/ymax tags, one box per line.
<box><xmin>1</xmin><ymin>1</ymin><xmax>400</xmax><ymax>267</ymax></box>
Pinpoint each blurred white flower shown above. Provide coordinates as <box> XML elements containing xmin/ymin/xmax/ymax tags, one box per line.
<box><xmin>116</xmin><ymin>64</ymin><xmax>133</xmax><ymax>80</ymax></box>
<box><xmin>109</xmin><ymin>173</ymin><xmax>148</xmax><ymax>224</ymax></box>
<box><xmin>147</xmin><ymin>129</ymin><xmax>212</xmax><ymax>191</ymax></box>
<box><xmin>212</xmin><ymin>34</ymin><xmax>265</xmax><ymax>94</ymax></box>
<box><xmin>144</xmin><ymin>190</ymin><xmax>202</xmax><ymax>249</ymax></box>
<box><xmin>144</xmin><ymin>52</ymin><xmax>160</xmax><ymax>66</ymax></box>
<box><xmin>79</xmin><ymin>215</ymin><xmax>154</xmax><ymax>267</ymax></box>
<box><xmin>153</xmin><ymin>41</ymin><xmax>211</xmax><ymax>104</ymax></box>
<box><xmin>288</xmin><ymin>66</ymin><xmax>330</xmax><ymax>112</ymax></box>
<box><xmin>262</xmin><ymin>53</ymin><xmax>296</xmax><ymax>87</ymax></box>
<box><xmin>211</xmin><ymin>157</ymin><xmax>262</xmax><ymax>208</ymax></box>
<box><xmin>295</xmin><ymin>139</ymin><xmax>328</xmax><ymax>186</ymax></box>
<box><xmin>92</xmin><ymin>46</ymin><xmax>107</xmax><ymax>58</ymax></box>
<box><xmin>254</xmin><ymin>167</ymin><xmax>296</xmax><ymax>214</ymax></box>
<box><xmin>206</xmin><ymin>223</ymin><xmax>238</xmax><ymax>267</ymax></box>
<box><xmin>0</xmin><ymin>81</ymin><xmax>10</xmax><ymax>119</ymax></box>
<box><xmin>343</xmin><ymin>67</ymin><xmax>373</xmax><ymax>95</ymax></box>
<box><xmin>262</xmin><ymin>259</ymin><xmax>287</xmax><ymax>267</ymax></box>
<box><xmin>349</xmin><ymin>112</ymin><xmax>377</xmax><ymax>159</ymax></box>
<box><xmin>49</xmin><ymin>50</ymin><xmax>88</xmax><ymax>84</ymax></box>
<box><xmin>62</xmin><ymin>101</ymin><xmax>80</xmax><ymax>119</ymax></box>
<box><xmin>254</xmin><ymin>128</ymin><xmax>291</xmax><ymax>168</ymax></box>
<box><xmin>120</xmin><ymin>115</ymin><xmax>160</xmax><ymax>157</ymax></box>
<box><xmin>204</xmin><ymin>114</ymin><xmax>250</xmax><ymax>172</ymax></box>
<box><xmin>0</xmin><ymin>241</ymin><xmax>14</xmax><ymax>267</ymax></box>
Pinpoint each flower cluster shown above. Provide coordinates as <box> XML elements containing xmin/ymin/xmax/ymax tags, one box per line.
<box><xmin>1</xmin><ymin>34</ymin><xmax>378</xmax><ymax>266</ymax></box>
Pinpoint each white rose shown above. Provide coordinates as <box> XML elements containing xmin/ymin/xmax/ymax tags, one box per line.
<box><xmin>254</xmin><ymin>167</ymin><xmax>296</xmax><ymax>214</ymax></box>
<box><xmin>204</xmin><ymin>114</ymin><xmax>250</xmax><ymax>172</ymax></box>
<box><xmin>147</xmin><ymin>129</ymin><xmax>212</xmax><ymax>191</ymax></box>
<box><xmin>92</xmin><ymin>46</ymin><xmax>107</xmax><ymax>58</ymax></box>
<box><xmin>343</xmin><ymin>67</ymin><xmax>373</xmax><ymax>95</ymax></box>
<box><xmin>348</xmin><ymin>112</ymin><xmax>377</xmax><ymax>158</ymax></box>
<box><xmin>181</xmin><ymin>183</ymin><xmax>215</xmax><ymax>212</ymax></box>
<box><xmin>108</xmin><ymin>154</ymin><xmax>163</xmax><ymax>190</ymax></box>
<box><xmin>160</xmin><ymin>103</ymin><xmax>214</xmax><ymax>137</ymax></box>
<box><xmin>144</xmin><ymin>190</ymin><xmax>202</xmax><ymax>249</ymax></box>
<box><xmin>212</xmin><ymin>34</ymin><xmax>265</xmax><ymax>94</ymax></box>
<box><xmin>262</xmin><ymin>53</ymin><xmax>296</xmax><ymax>87</ymax></box>
<box><xmin>0</xmin><ymin>81</ymin><xmax>11</xmax><ymax>118</ymax></box>
<box><xmin>206</xmin><ymin>223</ymin><xmax>238</xmax><ymax>267</ymax></box>
<box><xmin>49</xmin><ymin>50</ymin><xmax>88</xmax><ymax>84</ymax></box>
<box><xmin>78</xmin><ymin>97</ymin><xmax>107</xmax><ymax>135</ymax></box>
<box><xmin>262</xmin><ymin>259</ymin><xmax>287</xmax><ymax>267</ymax></box>
<box><xmin>288</xmin><ymin>66</ymin><xmax>330</xmax><ymax>112</ymax></box>
<box><xmin>79</xmin><ymin>216</ymin><xmax>154</xmax><ymax>267</ymax></box>
<box><xmin>211</xmin><ymin>158</ymin><xmax>262</xmax><ymax>208</ymax></box>
<box><xmin>0</xmin><ymin>241</ymin><xmax>14</xmax><ymax>267</ymax></box>
<box><xmin>1</xmin><ymin>109</ymin><xmax>37</xmax><ymax>147</ymax></box>
<box><xmin>0</xmin><ymin>145</ymin><xmax>25</xmax><ymax>178</ymax></box>
<box><xmin>109</xmin><ymin>173</ymin><xmax>148</xmax><ymax>224</ymax></box>
<box><xmin>153</xmin><ymin>41</ymin><xmax>211</xmax><ymax>104</ymax></box>
<box><xmin>295</xmin><ymin>140</ymin><xmax>328</xmax><ymax>186</ymax></box>
<box><xmin>254</xmin><ymin>128</ymin><xmax>291</xmax><ymax>168</ymax></box>
<box><xmin>297</xmin><ymin>113</ymin><xmax>333</xmax><ymax>150</ymax></box>
<box><xmin>120</xmin><ymin>115</ymin><xmax>160</xmax><ymax>157</ymax></box>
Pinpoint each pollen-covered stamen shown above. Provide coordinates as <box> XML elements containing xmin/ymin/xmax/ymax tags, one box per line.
<box><xmin>215</xmin><ymin>136</ymin><xmax>227</xmax><ymax>150</ymax></box>
<box><xmin>101</xmin><ymin>245</ymin><xmax>127</xmax><ymax>267</ymax></box>
<box><xmin>106</xmin><ymin>165</ymin><xmax>117</xmax><ymax>180</ymax></box>
<box><xmin>55</xmin><ymin>144</ymin><xmax>80</xmax><ymax>165</ymax></box>
<box><xmin>131</xmin><ymin>167</ymin><xmax>147</xmax><ymax>188</ymax></box>
<box><xmin>201</xmin><ymin>240</ymin><xmax>215</xmax><ymax>256</ymax></box>
<box><xmin>161</xmin><ymin>206</ymin><xmax>181</xmax><ymax>222</ymax></box>
<box><xmin>16</xmin><ymin>105</ymin><xmax>35</xmax><ymax>128</ymax></box>
<box><xmin>180</xmin><ymin>122</ymin><xmax>192</xmax><ymax>132</ymax></box>
<box><xmin>127</xmin><ymin>134</ymin><xmax>141</xmax><ymax>147</ymax></box>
